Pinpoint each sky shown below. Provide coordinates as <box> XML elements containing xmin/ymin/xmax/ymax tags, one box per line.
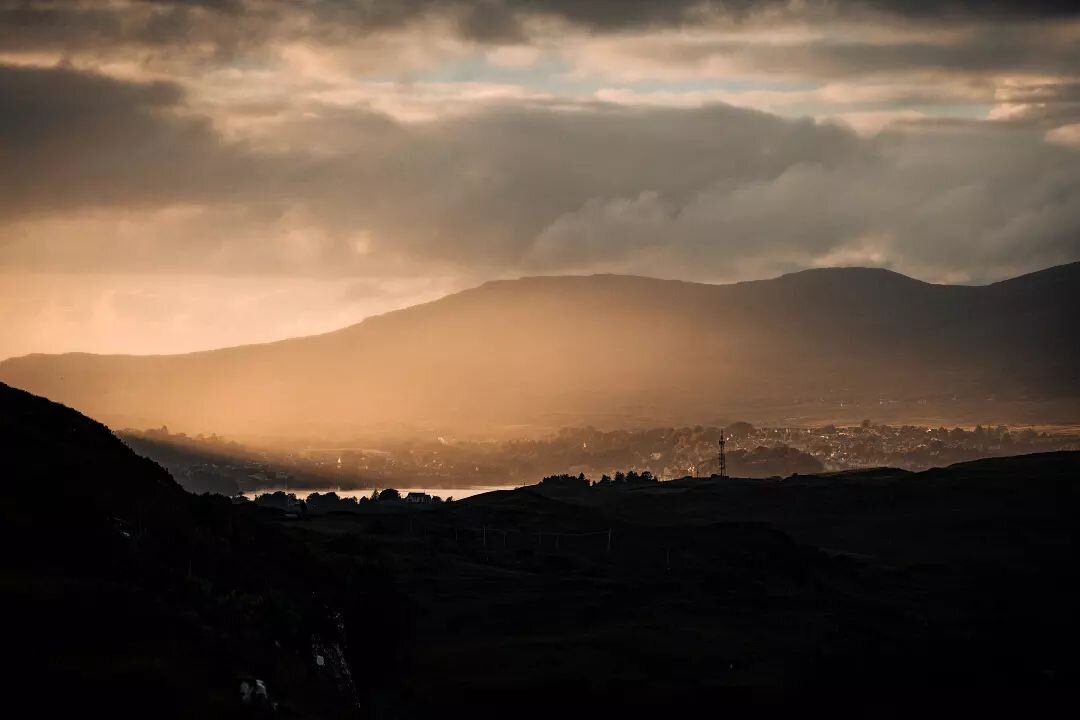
<box><xmin>1</xmin><ymin>0</ymin><xmax>1078</xmax><ymax>358</ymax></box>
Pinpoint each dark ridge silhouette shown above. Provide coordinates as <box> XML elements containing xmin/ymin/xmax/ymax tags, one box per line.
<box><xmin>5</xmin><ymin>381</ymin><xmax>1080</xmax><ymax>714</ymax></box>
<box><xmin>1</xmin><ymin>262</ymin><xmax>1078</xmax><ymax>437</ymax></box>
<box><xmin>1</xmin><ymin>382</ymin><xmax>400</xmax><ymax>717</ymax></box>
<box><xmin>297</xmin><ymin>449</ymin><xmax>1080</xmax><ymax>713</ymax></box>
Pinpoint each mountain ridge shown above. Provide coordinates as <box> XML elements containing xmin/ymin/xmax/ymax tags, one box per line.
<box><xmin>2</xmin><ymin>262</ymin><xmax>1078</xmax><ymax>436</ymax></box>
<box><xmin>6</xmin><ymin>262</ymin><xmax>1076</xmax><ymax>362</ymax></box>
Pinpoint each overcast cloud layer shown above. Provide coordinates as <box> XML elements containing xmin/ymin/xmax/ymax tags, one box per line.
<box><xmin>1</xmin><ymin>0</ymin><xmax>1078</xmax><ymax>357</ymax></box>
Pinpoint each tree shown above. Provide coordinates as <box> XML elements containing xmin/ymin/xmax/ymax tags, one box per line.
<box><xmin>254</xmin><ymin>491</ymin><xmax>302</xmax><ymax>511</ymax></box>
<box><xmin>378</xmin><ymin>488</ymin><xmax>401</xmax><ymax>502</ymax></box>
<box><xmin>541</xmin><ymin>474</ymin><xmax>589</xmax><ymax>490</ymax></box>
<box><xmin>307</xmin><ymin>491</ymin><xmax>347</xmax><ymax>513</ymax></box>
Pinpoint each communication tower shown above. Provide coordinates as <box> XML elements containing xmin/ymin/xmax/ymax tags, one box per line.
<box><xmin>718</xmin><ymin>430</ymin><xmax>727</xmax><ymax>480</ymax></box>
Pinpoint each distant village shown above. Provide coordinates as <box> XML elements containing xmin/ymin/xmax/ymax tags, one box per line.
<box><xmin>120</xmin><ymin>421</ymin><xmax>1080</xmax><ymax>500</ymax></box>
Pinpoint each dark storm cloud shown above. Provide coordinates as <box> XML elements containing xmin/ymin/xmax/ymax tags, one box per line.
<box><xmin>1</xmin><ymin>1</ymin><xmax>1075</xmax><ymax>55</ymax></box>
<box><xmin>858</xmin><ymin>1</ymin><xmax>1078</xmax><ymax>21</ymax></box>
<box><xmin>152</xmin><ymin>0</ymin><xmax>1080</xmax><ymax>30</ymax></box>
<box><xmin>2</xmin><ymin>1</ymin><xmax>1073</xmax><ymax>98</ymax></box>
<box><xmin>0</xmin><ymin>1</ymin><xmax>242</xmax><ymax>58</ymax></box>
<box><xmin>331</xmin><ymin>103</ymin><xmax>864</xmax><ymax>266</ymax></box>
<box><xmin>0</xmin><ymin>64</ymin><xmax>262</xmax><ymax>220</ymax></box>
<box><xmin>2</xmin><ymin>60</ymin><xmax>1077</xmax><ymax>284</ymax></box>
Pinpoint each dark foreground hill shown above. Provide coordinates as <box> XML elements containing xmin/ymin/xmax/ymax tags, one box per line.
<box><xmin>1</xmin><ymin>382</ymin><xmax>400</xmax><ymax>717</ymax></box>
<box><xmin>5</xmin><ymin>380</ymin><xmax>1079</xmax><ymax>715</ymax></box>
<box><xmin>2</xmin><ymin>263</ymin><xmax>1078</xmax><ymax>436</ymax></box>
<box><xmin>289</xmin><ymin>451</ymin><xmax>1079</xmax><ymax>714</ymax></box>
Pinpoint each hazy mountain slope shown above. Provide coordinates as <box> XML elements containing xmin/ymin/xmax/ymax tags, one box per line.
<box><xmin>1</xmin><ymin>263</ymin><xmax>1078</xmax><ymax>436</ymax></box>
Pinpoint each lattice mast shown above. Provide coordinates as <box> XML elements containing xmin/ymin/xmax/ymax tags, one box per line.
<box><xmin>718</xmin><ymin>430</ymin><xmax>727</xmax><ymax>479</ymax></box>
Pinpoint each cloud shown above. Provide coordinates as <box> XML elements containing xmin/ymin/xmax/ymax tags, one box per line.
<box><xmin>562</xmin><ymin>21</ymin><xmax>1080</xmax><ymax>86</ymax></box>
<box><xmin>523</xmin><ymin>119</ymin><xmax>1080</xmax><ymax>283</ymax></box>
<box><xmin>1046</xmin><ymin>122</ymin><xmax>1080</xmax><ymax>147</ymax></box>
<box><xmin>3</xmin><ymin>2</ymin><xmax>1075</xmax><ymax>58</ymax></box>
<box><xmin>2</xmin><ymin>62</ymin><xmax>1076</xmax><ymax>289</ymax></box>
<box><xmin>3</xmin><ymin>2</ymin><xmax>1074</xmax><ymax>131</ymax></box>
<box><xmin>0</xmin><ymin>63</ymin><xmax>266</xmax><ymax>222</ymax></box>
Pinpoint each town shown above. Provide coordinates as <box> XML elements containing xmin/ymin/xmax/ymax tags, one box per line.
<box><xmin>120</xmin><ymin>421</ymin><xmax>1080</xmax><ymax>499</ymax></box>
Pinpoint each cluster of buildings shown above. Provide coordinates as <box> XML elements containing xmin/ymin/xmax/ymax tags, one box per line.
<box><xmin>126</xmin><ymin>421</ymin><xmax>1080</xmax><ymax>501</ymax></box>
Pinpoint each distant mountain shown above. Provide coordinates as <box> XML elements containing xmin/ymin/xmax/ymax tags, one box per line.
<box><xmin>2</xmin><ymin>263</ymin><xmax>1078</xmax><ymax>437</ymax></box>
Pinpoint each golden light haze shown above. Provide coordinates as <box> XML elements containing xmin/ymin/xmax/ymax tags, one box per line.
<box><xmin>3</xmin><ymin>268</ymin><xmax>1077</xmax><ymax>440</ymax></box>
<box><xmin>0</xmin><ymin>272</ymin><xmax>459</xmax><ymax>360</ymax></box>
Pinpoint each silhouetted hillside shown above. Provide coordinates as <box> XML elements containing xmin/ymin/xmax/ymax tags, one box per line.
<box><xmin>6</xmin><ymin>380</ymin><xmax>1079</xmax><ymax>713</ymax></box>
<box><xmin>2</xmin><ymin>263</ymin><xmax>1078</xmax><ymax>436</ymax></box>
<box><xmin>289</xmin><ymin>450</ymin><xmax>1080</xmax><ymax>712</ymax></box>
<box><xmin>1</xmin><ymin>382</ymin><xmax>399</xmax><ymax>717</ymax></box>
